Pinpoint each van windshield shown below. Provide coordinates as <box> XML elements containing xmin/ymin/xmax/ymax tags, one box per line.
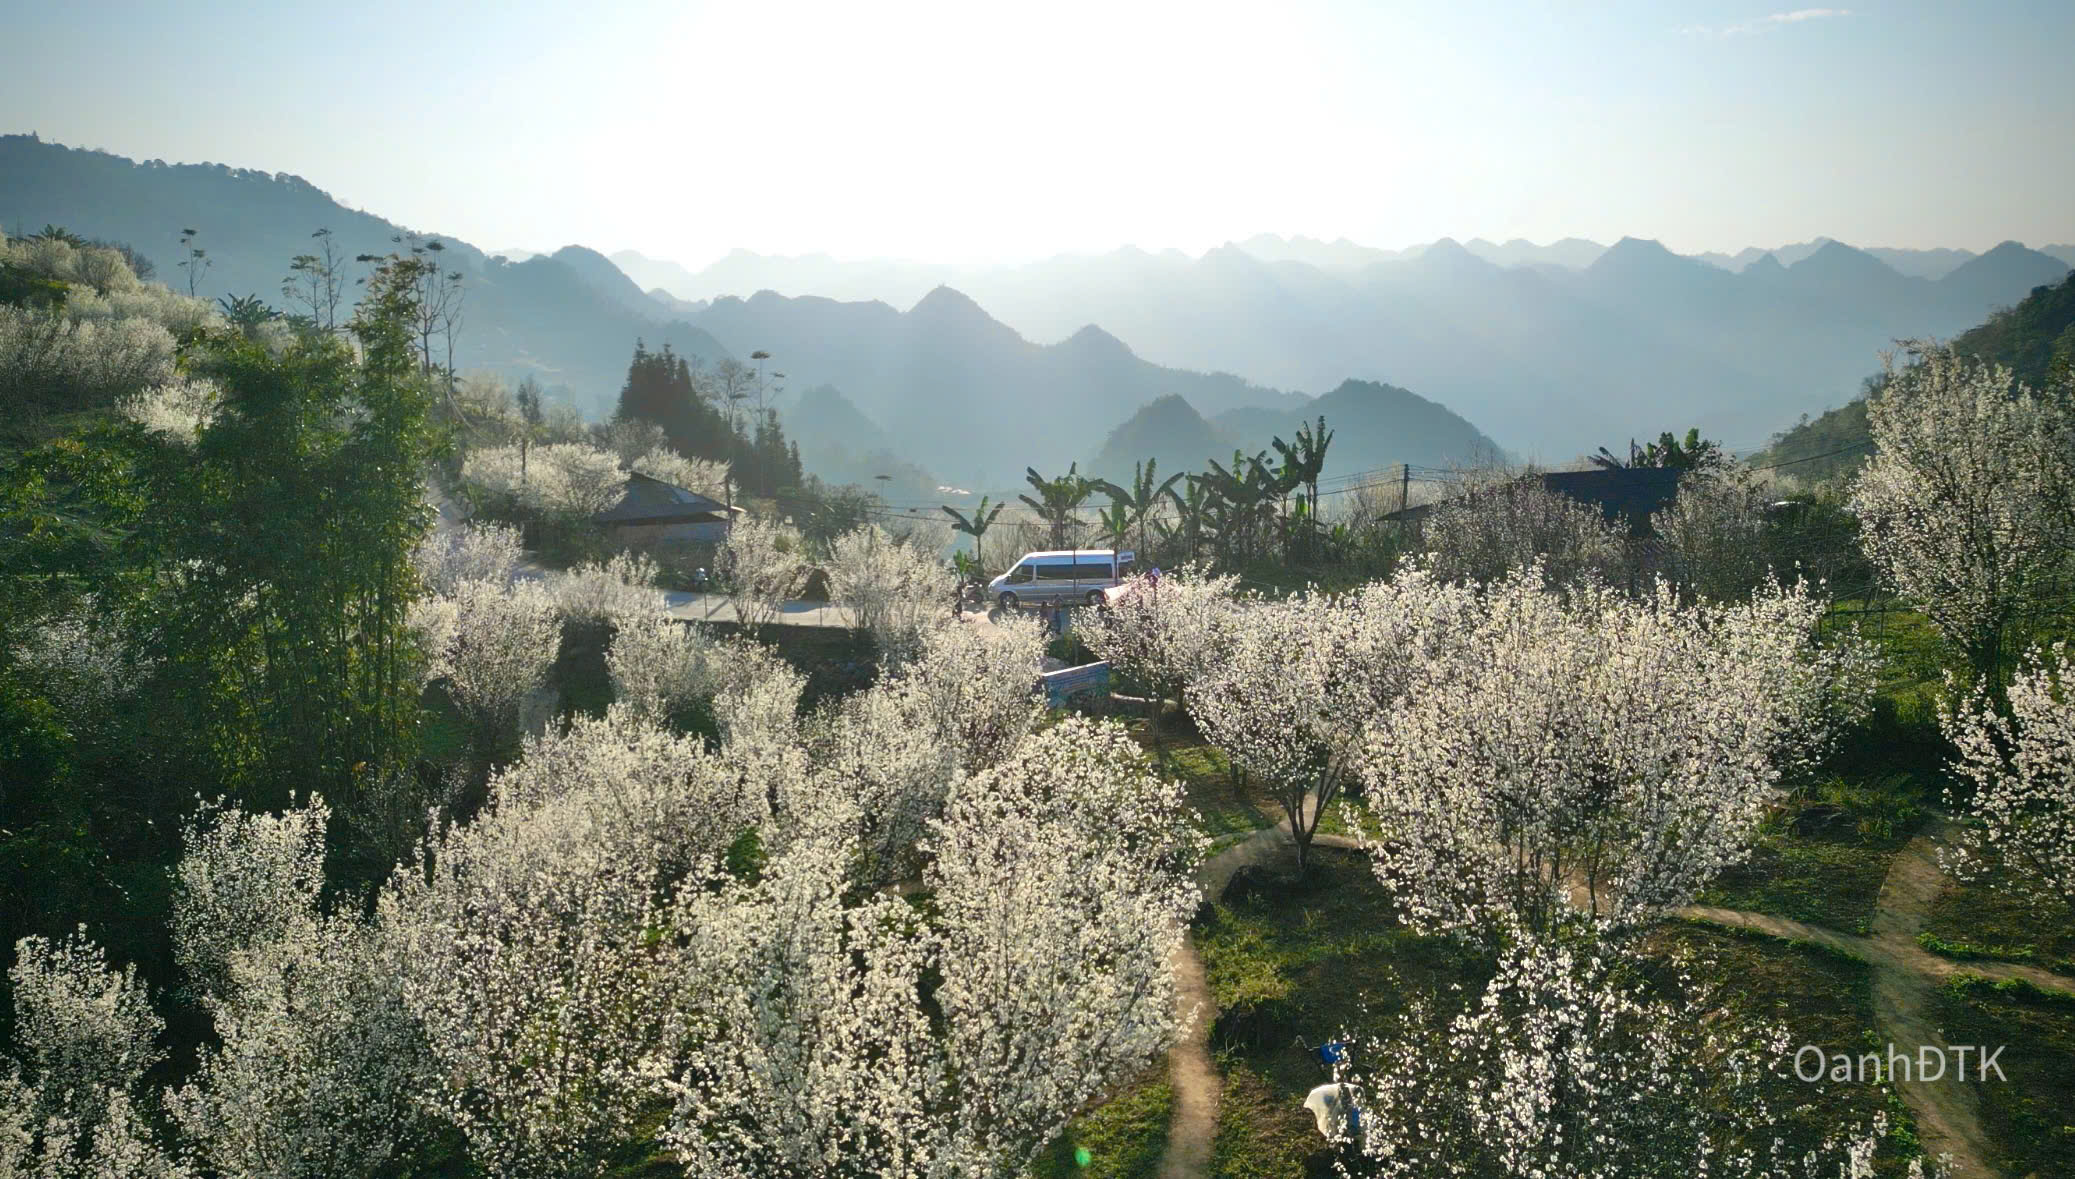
<box><xmin>1005</xmin><ymin>563</ymin><xmax>1035</xmax><ymax>584</ymax></box>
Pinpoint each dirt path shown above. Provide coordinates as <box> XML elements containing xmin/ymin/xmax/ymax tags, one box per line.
<box><xmin>1156</xmin><ymin>819</ymin><xmax>1363</xmax><ymax>1177</ymax></box>
<box><xmin>1159</xmin><ymin>804</ymin><xmax>2075</xmax><ymax>1179</ymax></box>
<box><xmin>1680</xmin><ymin>817</ymin><xmax>2075</xmax><ymax>1179</ymax></box>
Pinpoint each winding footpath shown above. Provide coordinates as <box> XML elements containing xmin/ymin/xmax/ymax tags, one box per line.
<box><xmin>1152</xmin><ymin>814</ymin><xmax>2075</xmax><ymax>1179</ymax></box>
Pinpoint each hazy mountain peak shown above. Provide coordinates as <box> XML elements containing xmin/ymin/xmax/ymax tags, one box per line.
<box><xmin>1942</xmin><ymin>241</ymin><xmax>2072</xmax><ymax>293</ymax></box>
<box><xmin>908</xmin><ymin>284</ymin><xmax>990</xmax><ymax>319</ymax></box>
<box><xmin>1062</xmin><ymin>323</ymin><xmax>1133</xmax><ymax>355</ymax></box>
<box><xmin>1789</xmin><ymin>239</ymin><xmax>1902</xmax><ymax>282</ymax></box>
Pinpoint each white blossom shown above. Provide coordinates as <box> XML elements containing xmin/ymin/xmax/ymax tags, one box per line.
<box><xmin>1941</xmin><ymin>643</ymin><xmax>2075</xmax><ymax>914</ymax></box>
<box><xmin>1333</xmin><ymin>930</ymin><xmax>1924</xmax><ymax>1178</ymax></box>
<box><xmin>384</xmin><ymin>708</ymin><xmax>759</xmax><ymax>1175</ymax></box>
<box><xmin>117</xmin><ymin>376</ymin><xmax>219</xmax><ymax>443</ymax></box>
<box><xmin>825</xmin><ymin>524</ymin><xmax>955</xmax><ymax>667</ymax></box>
<box><xmin>168</xmin><ymin>800</ymin><xmax>432</xmax><ymax>1179</ymax></box>
<box><xmin>1420</xmin><ymin>475</ymin><xmax>1631</xmax><ymax>588</ymax></box>
<box><xmin>413</xmin><ymin>521</ymin><xmax>525</xmax><ymax>595</ymax></box>
<box><xmin>1849</xmin><ymin>344</ymin><xmax>2075</xmax><ymax>677</ymax></box>
<box><xmin>421</xmin><ymin>576</ymin><xmax>562</xmax><ymax>753</ymax></box>
<box><xmin>719</xmin><ymin>515</ymin><xmax>811</xmax><ymax>633</ymax></box>
<box><xmin>604</xmin><ymin>612</ymin><xmax>717</xmax><ymax>725</ymax></box>
<box><xmin>550</xmin><ymin>549</ymin><xmax>665</xmax><ymax>623</ymax></box>
<box><xmin>1354</xmin><ymin>571</ymin><xmax>1854</xmax><ymax>941</ymax></box>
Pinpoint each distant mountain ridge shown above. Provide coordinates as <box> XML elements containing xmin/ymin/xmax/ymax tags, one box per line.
<box><xmin>616</xmin><ymin>230</ymin><xmax>2070</xmax><ymax>459</ymax></box>
<box><xmin>0</xmin><ymin>134</ymin><xmax>733</xmax><ymax>418</ymax></box>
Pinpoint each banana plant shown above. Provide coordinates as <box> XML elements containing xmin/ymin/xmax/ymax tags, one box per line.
<box><xmin>940</xmin><ymin>495</ymin><xmax>1005</xmax><ymax>570</ymax></box>
<box><xmin>1270</xmin><ymin>416</ymin><xmax>1332</xmax><ymax>559</ymax></box>
<box><xmin>1019</xmin><ymin>464</ymin><xmax>1095</xmax><ymax>549</ymax></box>
<box><xmin>1095</xmin><ymin>458</ymin><xmax>1185</xmax><ymax>559</ymax></box>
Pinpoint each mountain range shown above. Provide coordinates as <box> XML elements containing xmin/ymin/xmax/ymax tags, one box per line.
<box><xmin>0</xmin><ymin>134</ymin><xmax>733</xmax><ymax>420</ymax></box>
<box><xmin>619</xmin><ymin>233</ymin><xmax>2070</xmax><ymax>460</ymax></box>
<box><xmin>10</xmin><ymin>132</ymin><xmax>2069</xmax><ymax>491</ymax></box>
<box><xmin>4</xmin><ymin>135</ymin><xmax>1497</xmax><ymax>492</ymax></box>
<box><xmin>673</xmin><ymin>285</ymin><xmax>1499</xmax><ymax>488</ymax></box>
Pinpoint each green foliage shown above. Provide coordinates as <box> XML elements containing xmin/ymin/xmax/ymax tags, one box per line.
<box><xmin>1590</xmin><ymin>426</ymin><xmax>1726</xmax><ymax>472</ymax></box>
<box><xmin>1020</xmin><ymin>463</ymin><xmax>1097</xmax><ymax>549</ymax></box>
<box><xmin>0</xmin><ymin>260</ymin><xmax>68</xmax><ymax>311</ymax></box>
<box><xmin>114</xmin><ymin>254</ymin><xmax>445</xmax><ymax>827</ymax></box>
<box><xmin>615</xmin><ymin>338</ymin><xmax>732</xmax><ymax>462</ymax></box>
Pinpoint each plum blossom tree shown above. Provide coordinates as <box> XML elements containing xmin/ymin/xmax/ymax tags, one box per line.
<box><xmin>167</xmin><ymin>800</ymin><xmax>433</xmax><ymax>1179</ymax></box>
<box><xmin>1329</xmin><ymin>931</ymin><xmax>1932</xmax><ymax>1178</ymax></box>
<box><xmin>1850</xmin><ymin>343</ymin><xmax>2075</xmax><ymax>682</ymax></box>
<box><xmin>413</xmin><ymin>520</ymin><xmax>524</xmax><ymax>595</ymax></box>
<box><xmin>604</xmin><ymin>612</ymin><xmax>716</xmax><ymax>727</ymax></box>
<box><xmin>719</xmin><ymin>515</ymin><xmax>811</xmax><ymax>633</ymax></box>
<box><xmin>550</xmin><ymin>549</ymin><xmax>665</xmax><ymax>623</ymax></box>
<box><xmin>825</xmin><ymin>523</ymin><xmax>955</xmax><ymax>667</ymax></box>
<box><xmin>1189</xmin><ymin>573</ymin><xmax>1477</xmax><ymax>873</ymax></box>
<box><xmin>1654</xmin><ymin>467</ymin><xmax>1776</xmax><ymax>603</ymax></box>
<box><xmin>1941</xmin><ymin>643</ymin><xmax>2075</xmax><ymax>915</ymax></box>
<box><xmin>662</xmin><ymin>717</ymin><xmax>1201</xmax><ymax>1177</ymax></box>
<box><xmin>1077</xmin><ymin>566</ymin><xmax>1241</xmax><ymax>730</ymax></box>
<box><xmin>1</xmin><ymin>929</ymin><xmax>189</xmax><ymax>1178</ymax></box>
<box><xmin>1354</xmin><ymin>572</ymin><xmax>1864</xmax><ymax>944</ymax></box>
<box><xmin>383</xmin><ymin>706</ymin><xmax>762</xmax><ymax>1175</ymax></box>
<box><xmin>414</xmin><ymin>575</ymin><xmax>561</xmax><ymax>761</ymax></box>
<box><xmin>1419</xmin><ymin>475</ymin><xmax>1631</xmax><ymax>588</ymax></box>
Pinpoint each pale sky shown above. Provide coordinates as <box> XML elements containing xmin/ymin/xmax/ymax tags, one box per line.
<box><xmin>6</xmin><ymin>0</ymin><xmax>2072</xmax><ymax>266</ymax></box>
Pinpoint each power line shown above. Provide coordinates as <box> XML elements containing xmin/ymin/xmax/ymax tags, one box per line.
<box><xmin>1746</xmin><ymin>440</ymin><xmax>1874</xmax><ymax>471</ymax></box>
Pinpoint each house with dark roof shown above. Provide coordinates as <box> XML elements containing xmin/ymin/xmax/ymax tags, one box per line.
<box><xmin>1385</xmin><ymin>466</ymin><xmax>1685</xmax><ymax>534</ymax></box>
<box><xmin>593</xmin><ymin>470</ymin><xmax>742</xmax><ymax>545</ymax></box>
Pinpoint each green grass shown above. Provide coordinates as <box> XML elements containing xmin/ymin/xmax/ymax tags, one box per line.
<box><xmin>1193</xmin><ymin>848</ymin><xmax>1474</xmax><ymax>1176</ymax></box>
<box><xmin>1209</xmin><ymin>1063</ymin><xmax>1333</xmax><ymax>1178</ymax></box>
<box><xmin>1919</xmin><ymin>881</ymin><xmax>2075</xmax><ymax>975</ymax></box>
<box><xmin>1141</xmin><ymin>732</ymin><xmax>1272</xmax><ymax>840</ymax></box>
<box><xmin>1028</xmin><ymin>1075</ymin><xmax>1174</xmax><ymax>1179</ymax></box>
<box><xmin>1935</xmin><ymin>973</ymin><xmax>2075</xmax><ymax>1178</ymax></box>
<box><xmin>1700</xmin><ymin>778</ymin><xmax>1925</xmax><ymax>934</ymax></box>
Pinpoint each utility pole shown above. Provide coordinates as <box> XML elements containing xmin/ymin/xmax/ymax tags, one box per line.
<box><xmin>1400</xmin><ymin>463</ymin><xmax>1410</xmax><ymax>515</ymax></box>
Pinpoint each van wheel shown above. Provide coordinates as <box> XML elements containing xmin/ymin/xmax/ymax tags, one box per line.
<box><xmin>999</xmin><ymin>591</ymin><xmax>1018</xmax><ymax>609</ymax></box>
<box><xmin>1086</xmin><ymin>590</ymin><xmax>1106</xmax><ymax>606</ymax></box>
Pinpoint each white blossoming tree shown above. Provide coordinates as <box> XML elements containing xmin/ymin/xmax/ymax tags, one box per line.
<box><xmin>551</xmin><ymin>549</ymin><xmax>666</xmax><ymax>623</ymax></box>
<box><xmin>1</xmin><ymin>929</ymin><xmax>189</xmax><ymax>1178</ymax></box>
<box><xmin>413</xmin><ymin>575</ymin><xmax>561</xmax><ymax>762</ymax></box>
<box><xmin>1849</xmin><ymin>343</ymin><xmax>2075</xmax><ymax>681</ymax></box>
<box><xmin>1190</xmin><ymin>574</ymin><xmax>1476</xmax><ymax>873</ymax></box>
<box><xmin>1077</xmin><ymin>566</ymin><xmax>1241</xmax><ymax>731</ymax></box>
<box><xmin>1942</xmin><ymin>643</ymin><xmax>2075</xmax><ymax>915</ymax></box>
<box><xmin>662</xmin><ymin>717</ymin><xmax>1202</xmax><ymax>1177</ymax></box>
<box><xmin>384</xmin><ymin>706</ymin><xmax>763</xmax><ymax>1174</ymax></box>
<box><xmin>1329</xmin><ymin>931</ymin><xmax>1932</xmax><ymax>1179</ymax></box>
<box><xmin>825</xmin><ymin>523</ymin><xmax>955</xmax><ymax>667</ymax></box>
<box><xmin>1354</xmin><ymin>572</ymin><xmax>1862</xmax><ymax>943</ymax></box>
<box><xmin>413</xmin><ymin>520</ymin><xmax>524</xmax><ymax>595</ymax></box>
<box><xmin>1419</xmin><ymin>475</ymin><xmax>1631</xmax><ymax>588</ymax></box>
<box><xmin>719</xmin><ymin>515</ymin><xmax>811</xmax><ymax>633</ymax></box>
<box><xmin>167</xmin><ymin>800</ymin><xmax>434</xmax><ymax>1179</ymax></box>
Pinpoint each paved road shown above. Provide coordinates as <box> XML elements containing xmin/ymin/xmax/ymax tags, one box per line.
<box><xmin>662</xmin><ymin>591</ymin><xmax>859</xmax><ymax>628</ymax></box>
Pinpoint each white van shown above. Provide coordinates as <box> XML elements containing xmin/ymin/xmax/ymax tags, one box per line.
<box><xmin>988</xmin><ymin>549</ymin><xmax>1136</xmax><ymax>609</ymax></box>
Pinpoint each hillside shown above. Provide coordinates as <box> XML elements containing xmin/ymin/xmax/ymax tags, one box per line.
<box><xmin>1754</xmin><ymin>271</ymin><xmax>2075</xmax><ymax>484</ymax></box>
<box><xmin>779</xmin><ymin>383</ymin><xmax>939</xmax><ymax>500</ymax></box>
<box><xmin>684</xmin><ymin>288</ymin><xmax>1316</xmax><ymax>488</ymax></box>
<box><xmin>0</xmin><ymin>135</ymin><xmax>733</xmax><ymax>418</ymax></box>
<box><xmin>1085</xmin><ymin>395</ymin><xmax>1233</xmax><ymax>484</ymax></box>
